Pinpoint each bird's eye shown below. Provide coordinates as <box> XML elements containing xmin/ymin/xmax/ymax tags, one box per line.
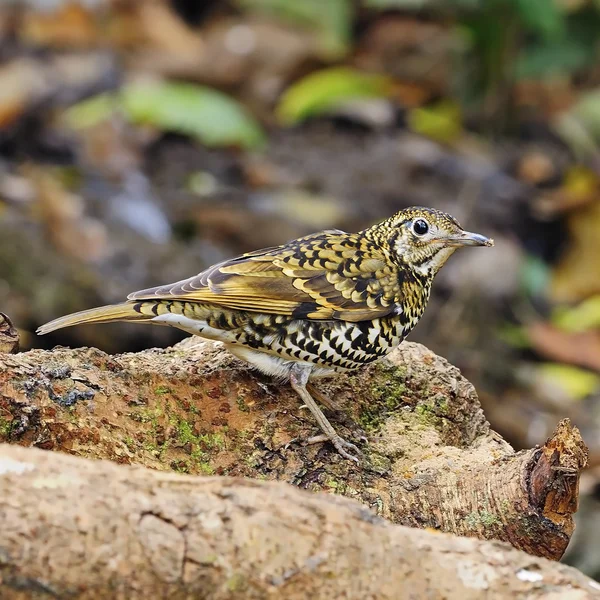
<box><xmin>412</xmin><ymin>219</ymin><xmax>429</xmax><ymax>236</ymax></box>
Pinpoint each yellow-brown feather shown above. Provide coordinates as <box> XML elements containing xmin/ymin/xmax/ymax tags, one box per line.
<box><xmin>127</xmin><ymin>232</ymin><xmax>403</xmax><ymax>322</ymax></box>
<box><xmin>36</xmin><ymin>303</ymin><xmax>149</xmax><ymax>335</ymax></box>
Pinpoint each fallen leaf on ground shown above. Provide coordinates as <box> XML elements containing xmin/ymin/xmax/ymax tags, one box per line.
<box><xmin>25</xmin><ymin>166</ymin><xmax>108</xmax><ymax>263</ymax></box>
<box><xmin>552</xmin><ymin>295</ymin><xmax>600</xmax><ymax>332</ymax></box>
<box><xmin>551</xmin><ymin>200</ymin><xmax>600</xmax><ymax>302</ymax></box>
<box><xmin>535</xmin><ymin>362</ymin><xmax>600</xmax><ymax>401</ymax></box>
<box><xmin>20</xmin><ymin>2</ymin><xmax>98</xmax><ymax>48</ymax></box>
<box><xmin>64</xmin><ymin>81</ymin><xmax>266</xmax><ymax>150</ymax></box>
<box><xmin>534</xmin><ymin>165</ymin><xmax>599</xmax><ymax>216</ymax></box>
<box><xmin>276</xmin><ymin>67</ymin><xmax>392</xmax><ymax>125</ymax></box>
<box><xmin>407</xmin><ymin>100</ymin><xmax>462</xmax><ymax>144</ymax></box>
<box><xmin>528</xmin><ymin>322</ymin><xmax>600</xmax><ymax>372</ymax></box>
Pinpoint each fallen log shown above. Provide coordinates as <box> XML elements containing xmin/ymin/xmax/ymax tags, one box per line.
<box><xmin>0</xmin><ymin>333</ymin><xmax>588</xmax><ymax>560</ymax></box>
<box><xmin>0</xmin><ymin>444</ymin><xmax>598</xmax><ymax>600</ymax></box>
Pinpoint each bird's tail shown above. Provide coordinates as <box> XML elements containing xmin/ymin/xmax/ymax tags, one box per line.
<box><xmin>37</xmin><ymin>302</ymin><xmax>150</xmax><ymax>335</ymax></box>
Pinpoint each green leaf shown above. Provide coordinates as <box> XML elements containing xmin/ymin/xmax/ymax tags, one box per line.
<box><xmin>516</xmin><ymin>11</ymin><xmax>600</xmax><ymax>79</ymax></box>
<box><xmin>63</xmin><ymin>94</ymin><xmax>119</xmax><ymax>129</ymax></box>
<box><xmin>516</xmin><ymin>39</ymin><xmax>592</xmax><ymax>79</ymax></box>
<box><xmin>565</xmin><ymin>88</ymin><xmax>600</xmax><ymax>139</ymax></box>
<box><xmin>554</xmin><ymin>87</ymin><xmax>600</xmax><ymax>158</ymax></box>
<box><xmin>64</xmin><ymin>82</ymin><xmax>266</xmax><ymax>150</ymax></box>
<box><xmin>513</xmin><ymin>0</ymin><xmax>565</xmax><ymax>39</ymax></box>
<box><xmin>496</xmin><ymin>324</ymin><xmax>531</xmax><ymax>349</ymax></box>
<box><xmin>407</xmin><ymin>100</ymin><xmax>462</xmax><ymax>143</ymax></box>
<box><xmin>122</xmin><ymin>82</ymin><xmax>265</xmax><ymax>149</ymax></box>
<box><xmin>552</xmin><ymin>296</ymin><xmax>600</xmax><ymax>333</ymax></box>
<box><xmin>235</xmin><ymin>0</ymin><xmax>352</xmax><ymax>58</ymax></box>
<box><xmin>276</xmin><ymin>67</ymin><xmax>392</xmax><ymax>125</ymax></box>
<box><xmin>537</xmin><ymin>363</ymin><xmax>600</xmax><ymax>400</ymax></box>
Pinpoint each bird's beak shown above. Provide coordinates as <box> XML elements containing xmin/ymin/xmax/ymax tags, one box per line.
<box><xmin>445</xmin><ymin>230</ymin><xmax>494</xmax><ymax>247</ymax></box>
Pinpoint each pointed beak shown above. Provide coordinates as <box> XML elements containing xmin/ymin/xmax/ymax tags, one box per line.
<box><xmin>445</xmin><ymin>230</ymin><xmax>494</xmax><ymax>247</ymax></box>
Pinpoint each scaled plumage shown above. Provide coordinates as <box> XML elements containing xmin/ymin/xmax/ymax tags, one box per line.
<box><xmin>38</xmin><ymin>207</ymin><xmax>493</xmax><ymax>462</ymax></box>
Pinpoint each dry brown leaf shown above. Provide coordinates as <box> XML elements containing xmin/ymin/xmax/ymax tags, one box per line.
<box><xmin>25</xmin><ymin>166</ymin><xmax>108</xmax><ymax>263</ymax></box>
<box><xmin>514</xmin><ymin>78</ymin><xmax>576</xmax><ymax>118</ymax></box>
<box><xmin>20</xmin><ymin>2</ymin><xmax>98</xmax><ymax>48</ymax></box>
<box><xmin>133</xmin><ymin>1</ymin><xmax>204</xmax><ymax>59</ymax></box>
<box><xmin>0</xmin><ymin>58</ymin><xmax>50</xmax><ymax>127</ymax></box>
<box><xmin>551</xmin><ymin>200</ymin><xmax>600</xmax><ymax>302</ymax></box>
<box><xmin>534</xmin><ymin>166</ymin><xmax>599</xmax><ymax>217</ymax></box>
<box><xmin>527</xmin><ymin>322</ymin><xmax>600</xmax><ymax>372</ymax></box>
<box><xmin>517</xmin><ymin>150</ymin><xmax>556</xmax><ymax>185</ymax></box>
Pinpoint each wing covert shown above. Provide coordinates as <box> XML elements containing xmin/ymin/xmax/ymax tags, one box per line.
<box><xmin>128</xmin><ymin>231</ymin><xmax>402</xmax><ymax>322</ymax></box>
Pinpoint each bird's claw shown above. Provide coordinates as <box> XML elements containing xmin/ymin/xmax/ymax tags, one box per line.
<box><xmin>331</xmin><ymin>435</ymin><xmax>362</xmax><ymax>463</ymax></box>
<box><xmin>306</xmin><ymin>433</ymin><xmax>362</xmax><ymax>463</ymax></box>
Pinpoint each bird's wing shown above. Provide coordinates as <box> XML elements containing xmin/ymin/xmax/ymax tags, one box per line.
<box><xmin>128</xmin><ymin>231</ymin><xmax>402</xmax><ymax>322</ymax></box>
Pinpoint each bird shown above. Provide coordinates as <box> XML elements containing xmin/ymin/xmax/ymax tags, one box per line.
<box><xmin>37</xmin><ymin>206</ymin><xmax>493</xmax><ymax>462</ymax></box>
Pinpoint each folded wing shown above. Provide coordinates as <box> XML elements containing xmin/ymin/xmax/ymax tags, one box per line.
<box><xmin>128</xmin><ymin>231</ymin><xmax>402</xmax><ymax>322</ymax></box>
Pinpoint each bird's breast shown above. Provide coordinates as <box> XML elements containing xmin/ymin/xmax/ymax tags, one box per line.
<box><xmin>235</xmin><ymin>313</ymin><xmax>412</xmax><ymax>372</ymax></box>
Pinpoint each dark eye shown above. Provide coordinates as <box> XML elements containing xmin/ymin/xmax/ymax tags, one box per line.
<box><xmin>412</xmin><ymin>219</ymin><xmax>429</xmax><ymax>236</ymax></box>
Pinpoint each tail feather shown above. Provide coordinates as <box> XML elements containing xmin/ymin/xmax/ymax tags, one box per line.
<box><xmin>37</xmin><ymin>302</ymin><xmax>149</xmax><ymax>335</ymax></box>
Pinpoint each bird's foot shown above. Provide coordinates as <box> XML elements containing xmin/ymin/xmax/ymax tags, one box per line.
<box><xmin>307</xmin><ymin>433</ymin><xmax>361</xmax><ymax>463</ymax></box>
<box><xmin>290</xmin><ymin>364</ymin><xmax>362</xmax><ymax>463</ymax></box>
<box><xmin>331</xmin><ymin>435</ymin><xmax>362</xmax><ymax>463</ymax></box>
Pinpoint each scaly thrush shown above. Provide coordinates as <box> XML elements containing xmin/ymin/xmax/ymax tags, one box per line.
<box><xmin>38</xmin><ymin>207</ymin><xmax>493</xmax><ymax>462</ymax></box>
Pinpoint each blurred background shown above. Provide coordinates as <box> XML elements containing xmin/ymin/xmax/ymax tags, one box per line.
<box><xmin>0</xmin><ymin>0</ymin><xmax>599</xmax><ymax>578</ymax></box>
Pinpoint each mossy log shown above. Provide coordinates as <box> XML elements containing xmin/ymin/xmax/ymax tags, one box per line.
<box><xmin>0</xmin><ymin>335</ymin><xmax>589</xmax><ymax>561</ymax></box>
<box><xmin>1</xmin><ymin>443</ymin><xmax>599</xmax><ymax>600</ymax></box>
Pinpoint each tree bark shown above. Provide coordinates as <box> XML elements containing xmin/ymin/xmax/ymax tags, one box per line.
<box><xmin>0</xmin><ymin>337</ymin><xmax>589</xmax><ymax>560</ymax></box>
<box><xmin>0</xmin><ymin>443</ymin><xmax>598</xmax><ymax>600</ymax></box>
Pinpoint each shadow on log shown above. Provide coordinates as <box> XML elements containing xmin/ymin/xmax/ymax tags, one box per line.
<box><xmin>0</xmin><ymin>444</ymin><xmax>599</xmax><ymax>599</ymax></box>
<box><xmin>0</xmin><ymin>335</ymin><xmax>589</xmax><ymax>561</ymax></box>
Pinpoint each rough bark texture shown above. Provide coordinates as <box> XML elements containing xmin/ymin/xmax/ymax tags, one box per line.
<box><xmin>0</xmin><ymin>337</ymin><xmax>588</xmax><ymax>561</ymax></box>
<box><xmin>0</xmin><ymin>444</ymin><xmax>599</xmax><ymax>600</ymax></box>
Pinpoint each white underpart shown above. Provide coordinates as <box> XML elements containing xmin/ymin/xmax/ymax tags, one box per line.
<box><xmin>350</xmin><ymin>327</ymin><xmax>362</xmax><ymax>340</ymax></box>
<box><xmin>260</xmin><ymin>331</ymin><xmax>281</xmax><ymax>346</ymax></box>
<box><xmin>226</xmin><ymin>345</ymin><xmax>293</xmax><ymax>379</ymax></box>
<box><xmin>227</xmin><ymin>345</ymin><xmax>337</xmax><ymax>381</ymax></box>
<box><xmin>368</xmin><ymin>324</ymin><xmax>380</xmax><ymax>344</ymax></box>
<box><xmin>152</xmin><ymin>313</ymin><xmax>339</xmax><ymax>380</ymax></box>
<box><xmin>151</xmin><ymin>314</ymin><xmax>236</xmax><ymax>343</ymax></box>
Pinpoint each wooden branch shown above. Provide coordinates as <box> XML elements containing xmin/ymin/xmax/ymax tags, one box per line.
<box><xmin>0</xmin><ymin>444</ymin><xmax>598</xmax><ymax>600</ymax></box>
<box><xmin>0</xmin><ymin>337</ymin><xmax>588</xmax><ymax>560</ymax></box>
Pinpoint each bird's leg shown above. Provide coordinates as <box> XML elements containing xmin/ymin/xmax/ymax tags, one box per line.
<box><xmin>289</xmin><ymin>363</ymin><xmax>361</xmax><ymax>463</ymax></box>
<box><xmin>307</xmin><ymin>382</ymin><xmax>367</xmax><ymax>443</ymax></box>
<box><xmin>306</xmin><ymin>382</ymin><xmax>341</xmax><ymax>412</ymax></box>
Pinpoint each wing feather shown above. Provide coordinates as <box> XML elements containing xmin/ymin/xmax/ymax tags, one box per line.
<box><xmin>128</xmin><ymin>231</ymin><xmax>402</xmax><ymax>322</ymax></box>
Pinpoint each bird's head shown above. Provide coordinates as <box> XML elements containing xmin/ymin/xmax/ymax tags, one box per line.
<box><xmin>374</xmin><ymin>207</ymin><xmax>493</xmax><ymax>277</ymax></box>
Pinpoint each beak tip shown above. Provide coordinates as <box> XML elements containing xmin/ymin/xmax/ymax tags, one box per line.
<box><xmin>452</xmin><ymin>231</ymin><xmax>494</xmax><ymax>247</ymax></box>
